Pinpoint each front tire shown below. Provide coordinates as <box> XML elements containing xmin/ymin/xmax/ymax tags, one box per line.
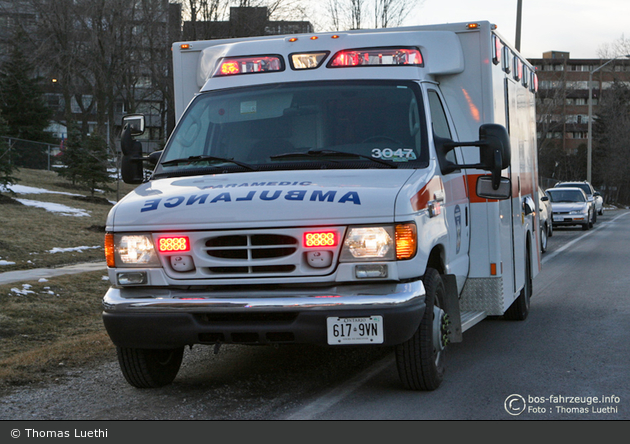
<box><xmin>540</xmin><ymin>224</ymin><xmax>548</xmax><ymax>253</ymax></box>
<box><xmin>395</xmin><ymin>268</ymin><xmax>448</xmax><ymax>391</ymax></box>
<box><xmin>582</xmin><ymin>212</ymin><xmax>591</xmax><ymax>230</ymax></box>
<box><xmin>117</xmin><ymin>347</ymin><xmax>184</xmax><ymax>388</ymax></box>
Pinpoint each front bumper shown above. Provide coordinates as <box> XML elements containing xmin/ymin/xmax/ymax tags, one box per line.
<box><xmin>552</xmin><ymin>215</ymin><xmax>588</xmax><ymax>226</ymax></box>
<box><xmin>102</xmin><ymin>281</ymin><xmax>425</xmax><ymax>348</ymax></box>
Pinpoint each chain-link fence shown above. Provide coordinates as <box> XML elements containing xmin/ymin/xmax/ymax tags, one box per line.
<box><xmin>1</xmin><ymin>136</ymin><xmax>164</xmax><ymax>172</ymax></box>
<box><xmin>1</xmin><ymin>136</ymin><xmax>62</xmax><ymax>171</ymax></box>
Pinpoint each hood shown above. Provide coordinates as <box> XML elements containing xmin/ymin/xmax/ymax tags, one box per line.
<box><xmin>551</xmin><ymin>202</ymin><xmax>588</xmax><ymax>213</ymax></box>
<box><xmin>108</xmin><ymin>170</ymin><xmax>416</xmax><ymax>230</ymax></box>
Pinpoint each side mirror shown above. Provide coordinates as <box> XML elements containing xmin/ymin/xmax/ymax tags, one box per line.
<box><xmin>541</xmin><ymin>196</ymin><xmax>549</xmax><ymax>202</ymax></box>
<box><xmin>123</xmin><ymin>114</ymin><xmax>145</xmax><ymax>137</ymax></box>
<box><xmin>478</xmin><ymin>123</ymin><xmax>511</xmax><ymax>172</ymax></box>
<box><xmin>437</xmin><ymin>124</ymin><xmax>511</xmax><ymax>191</ymax></box>
<box><xmin>120</xmin><ymin>114</ymin><xmax>146</xmax><ymax>184</ymax></box>
<box><xmin>522</xmin><ymin>196</ymin><xmax>535</xmax><ymax>215</ymax></box>
<box><xmin>476</xmin><ymin>175</ymin><xmax>511</xmax><ymax>200</ymax></box>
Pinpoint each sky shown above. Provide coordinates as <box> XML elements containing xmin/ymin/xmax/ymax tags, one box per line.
<box><xmin>404</xmin><ymin>0</ymin><xmax>629</xmax><ymax>59</ymax></box>
<box><xmin>307</xmin><ymin>0</ymin><xmax>629</xmax><ymax>59</ymax></box>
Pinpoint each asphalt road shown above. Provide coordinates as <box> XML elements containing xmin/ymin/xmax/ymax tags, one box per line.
<box><xmin>292</xmin><ymin>208</ymin><xmax>630</xmax><ymax>420</ymax></box>
<box><xmin>1</xmin><ymin>209</ymin><xmax>628</xmax><ymax>420</ymax></box>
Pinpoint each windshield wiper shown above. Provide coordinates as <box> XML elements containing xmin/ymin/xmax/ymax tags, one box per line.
<box><xmin>161</xmin><ymin>155</ymin><xmax>257</xmax><ymax>171</ymax></box>
<box><xmin>270</xmin><ymin>149</ymin><xmax>398</xmax><ymax>168</ymax></box>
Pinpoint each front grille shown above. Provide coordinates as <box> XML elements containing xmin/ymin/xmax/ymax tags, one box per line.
<box><xmin>205</xmin><ymin>234</ymin><xmax>298</xmax><ymax>260</ymax></box>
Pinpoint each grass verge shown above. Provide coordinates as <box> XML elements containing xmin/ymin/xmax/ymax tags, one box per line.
<box><xmin>0</xmin><ymin>271</ymin><xmax>116</xmax><ymax>392</ymax></box>
<box><xmin>0</xmin><ymin>168</ymin><xmax>137</xmax><ymax>271</ymax></box>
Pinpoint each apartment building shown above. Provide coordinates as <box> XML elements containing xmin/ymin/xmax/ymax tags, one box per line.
<box><xmin>529</xmin><ymin>51</ymin><xmax>630</xmax><ymax>153</ymax></box>
<box><xmin>527</xmin><ymin>51</ymin><xmax>630</xmax><ymax>186</ymax></box>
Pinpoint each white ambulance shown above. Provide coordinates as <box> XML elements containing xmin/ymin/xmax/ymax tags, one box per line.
<box><xmin>103</xmin><ymin>21</ymin><xmax>541</xmax><ymax>391</ymax></box>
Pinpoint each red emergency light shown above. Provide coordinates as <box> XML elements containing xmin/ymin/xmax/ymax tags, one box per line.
<box><xmin>214</xmin><ymin>55</ymin><xmax>284</xmax><ymax>77</ymax></box>
<box><xmin>531</xmin><ymin>72</ymin><xmax>539</xmax><ymax>93</ymax></box>
<box><xmin>157</xmin><ymin>236</ymin><xmax>190</xmax><ymax>253</ymax></box>
<box><xmin>328</xmin><ymin>47</ymin><xmax>423</xmax><ymax>68</ymax></box>
<box><xmin>304</xmin><ymin>231</ymin><xmax>338</xmax><ymax>248</ymax></box>
<box><xmin>492</xmin><ymin>35</ymin><xmax>502</xmax><ymax>65</ymax></box>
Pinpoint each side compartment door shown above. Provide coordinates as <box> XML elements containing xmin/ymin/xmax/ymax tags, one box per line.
<box><xmin>505</xmin><ymin>78</ymin><xmax>527</xmax><ymax>297</ymax></box>
<box><xmin>427</xmin><ymin>88</ymin><xmax>470</xmax><ymax>292</ymax></box>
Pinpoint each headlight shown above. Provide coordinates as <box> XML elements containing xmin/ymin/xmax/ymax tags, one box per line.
<box><xmin>105</xmin><ymin>233</ymin><xmax>160</xmax><ymax>267</ymax></box>
<box><xmin>339</xmin><ymin>224</ymin><xmax>416</xmax><ymax>261</ymax></box>
<box><xmin>569</xmin><ymin>209</ymin><xmax>587</xmax><ymax>215</ymax></box>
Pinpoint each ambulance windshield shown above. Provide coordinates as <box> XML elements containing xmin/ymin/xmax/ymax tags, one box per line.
<box><xmin>156</xmin><ymin>81</ymin><xmax>428</xmax><ymax>177</ymax></box>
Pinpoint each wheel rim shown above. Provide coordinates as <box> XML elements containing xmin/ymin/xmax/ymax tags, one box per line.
<box><xmin>432</xmin><ymin>306</ymin><xmax>449</xmax><ymax>365</ymax></box>
<box><xmin>541</xmin><ymin>226</ymin><xmax>547</xmax><ymax>250</ymax></box>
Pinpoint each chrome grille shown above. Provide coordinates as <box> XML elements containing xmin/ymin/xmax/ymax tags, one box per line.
<box><xmin>205</xmin><ymin>234</ymin><xmax>298</xmax><ymax>260</ymax></box>
<box><xmin>203</xmin><ymin>233</ymin><xmax>299</xmax><ymax>275</ymax></box>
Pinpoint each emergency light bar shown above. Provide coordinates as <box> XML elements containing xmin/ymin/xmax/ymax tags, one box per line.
<box><xmin>492</xmin><ymin>35</ymin><xmax>502</xmax><ymax>65</ymax></box>
<box><xmin>290</xmin><ymin>51</ymin><xmax>329</xmax><ymax>70</ymax></box>
<box><xmin>213</xmin><ymin>55</ymin><xmax>284</xmax><ymax>77</ymax></box>
<box><xmin>328</xmin><ymin>47</ymin><xmax>423</xmax><ymax>67</ymax></box>
<box><xmin>531</xmin><ymin>71</ymin><xmax>539</xmax><ymax>93</ymax></box>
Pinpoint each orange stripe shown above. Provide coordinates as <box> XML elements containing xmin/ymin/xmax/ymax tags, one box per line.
<box><xmin>411</xmin><ymin>176</ymin><xmax>444</xmax><ymax>211</ymax></box>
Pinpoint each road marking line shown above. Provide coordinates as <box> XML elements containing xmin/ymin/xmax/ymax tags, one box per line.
<box><xmin>542</xmin><ymin>211</ymin><xmax>630</xmax><ymax>264</ymax></box>
<box><xmin>284</xmin><ymin>354</ymin><xmax>394</xmax><ymax>420</ymax></box>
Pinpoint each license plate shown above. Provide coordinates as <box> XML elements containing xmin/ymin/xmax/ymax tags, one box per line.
<box><xmin>327</xmin><ymin>316</ymin><xmax>383</xmax><ymax>345</ymax></box>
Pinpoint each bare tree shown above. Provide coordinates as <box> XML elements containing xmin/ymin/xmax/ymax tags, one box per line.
<box><xmin>326</xmin><ymin>0</ymin><xmax>342</xmax><ymax>31</ymax></box>
<box><xmin>182</xmin><ymin>0</ymin><xmax>230</xmax><ymax>40</ymax></box>
<box><xmin>593</xmin><ymin>80</ymin><xmax>630</xmax><ymax>203</ymax></box>
<box><xmin>321</xmin><ymin>0</ymin><xmax>421</xmax><ymax>31</ymax></box>
<box><xmin>373</xmin><ymin>0</ymin><xmax>416</xmax><ymax>28</ymax></box>
<box><xmin>597</xmin><ymin>34</ymin><xmax>630</xmax><ymax>59</ymax></box>
<box><xmin>349</xmin><ymin>0</ymin><xmax>364</xmax><ymax>29</ymax></box>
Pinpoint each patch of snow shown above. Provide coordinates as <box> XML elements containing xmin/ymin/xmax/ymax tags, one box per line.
<box><xmin>48</xmin><ymin>246</ymin><xmax>101</xmax><ymax>254</ymax></box>
<box><xmin>11</xmin><ymin>284</ymin><xmax>36</xmax><ymax>295</ymax></box>
<box><xmin>0</xmin><ymin>184</ymin><xmax>82</xmax><ymax>197</ymax></box>
<box><xmin>15</xmin><ymin>199</ymin><xmax>91</xmax><ymax>217</ymax></box>
<box><xmin>0</xmin><ymin>260</ymin><xmax>16</xmax><ymax>266</ymax></box>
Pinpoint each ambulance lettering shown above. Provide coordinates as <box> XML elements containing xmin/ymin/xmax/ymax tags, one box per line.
<box><xmin>140</xmin><ymin>189</ymin><xmax>361</xmax><ymax>212</ymax></box>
